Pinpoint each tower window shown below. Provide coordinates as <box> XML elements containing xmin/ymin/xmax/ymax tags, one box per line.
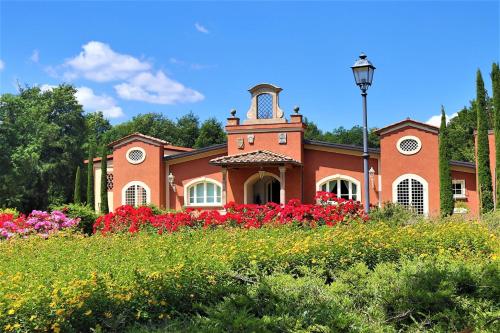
<box><xmin>257</xmin><ymin>93</ymin><xmax>273</xmax><ymax>119</ymax></box>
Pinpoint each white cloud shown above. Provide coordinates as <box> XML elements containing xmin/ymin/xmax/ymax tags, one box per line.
<box><xmin>39</xmin><ymin>84</ymin><xmax>124</xmax><ymax>118</ymax></box>
<box><xmin>75</xmin><ymin>86</ymin><xmax>124</xmax><ymax>118</ymax></box>
<box><xmin>30</xmin><ymin>49</ymin><xmax>40</xmax><ymax>63</ymax></box>
<box><xmin>0</xmin><ymin>59</ymin><xmax>4</xmax><ymax>71</ymax></box>
<box><xmin>114</xmin><ymin>70</ymin><xmax>204</xmax><ymax>104</ymax></box>
<box><xmin>194</xmin><ymin>22</ymin><xmax>209</xmax><ymax>34</ymax></box>
<box><xmin>426</xmin><ymin>112</ymin><xmax>458</xmax><ymax>127</ymax></box>
<box><xmin>63</xmin><ymin>41</ymin><xmax>151</xmax><ymax>82</ymax></box>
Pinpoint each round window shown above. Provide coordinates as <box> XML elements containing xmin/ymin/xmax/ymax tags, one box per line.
<box><xmin>396</xmin><ymin>136</ymin><xmax>422</xmax><ymax>155</ymax></box>
<box><xmin>126</xmin><ymin>147</ymin><xmax>146</xmax><ymax>164</ymax></box>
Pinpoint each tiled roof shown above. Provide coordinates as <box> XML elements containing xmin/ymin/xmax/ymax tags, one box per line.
<box><xmin>210</xmin><ymin>150</ymin><xmax>301</xmax><ymax>166</ymax></box>
<box><xmin>108</xmin><ymin>132</ymin><xmax>168</xmax><ymax>147</ymax></box>
<box><xmin>374</xmin><ymin>118</ymin><xmax>439</xmax><ymax>135</ymax></box>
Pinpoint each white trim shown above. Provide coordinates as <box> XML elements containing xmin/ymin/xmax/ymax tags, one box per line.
<box><xmin>452</xmin><ymin>179</ymin><xmax>466</xmax><ymax>199</ymax></box>
<box><xmin>392</xmin><ymin>174</ymin><xmax>429</xmax><ymax>216</ymax></box>
<box><xmin>396</xmin><ymin>135</ymin><xmax>422</xmax><ymax>155</ymax></box>
<box><xmin>377</xmin><ymin>158</ymin><xmax>382</xmax><ymax>207</ymax></box>
<box><xmin>183</xmin><ymin>177</ymin><xmax>223</xmax><ymax>207</ymax></box>
<box><xmin>316</xmin><ymin>174</ymin><xmax>361</xmax><ymax>201</ymax></box>
<box><xmin>126</xmin><ymin>147</ymin><xmax>146</xmax><ymax>164</ymax></box>
<box><xmin>244</xmin><ymin>172</ymin><xmax>280</xmax><ymax>204</ymax></box>
<box><xmin>121</xmin><ymin>181</ymin><xmax>151</xmax><ymax>206</ymax></box>
<box><xmin>379</xmin><ymin>123</ymin><xmax>439</xmax><ymax>136</ymax></box>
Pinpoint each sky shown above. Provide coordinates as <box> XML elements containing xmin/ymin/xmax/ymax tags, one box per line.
<box><xmin>0</xmin><ymin>0</ymin><xmax>499</xmax><ymax>130</ymax></box>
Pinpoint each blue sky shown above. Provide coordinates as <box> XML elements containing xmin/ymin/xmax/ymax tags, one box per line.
<box><xmin>0</xmin><ymin>1</ymin><xmax>499</xmax><ymax>130</ymax></box>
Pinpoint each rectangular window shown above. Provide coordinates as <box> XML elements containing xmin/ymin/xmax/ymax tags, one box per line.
<box><xmin>351</xmin><ymin>183</ymin><xmax>357</xmax><ymax>201</ymax></box>
<box><xmin>189</xmin><ymin>186</ymin><xmax>195</xmax><ymax>204</ymax></box>
<box><xmin>452</xmin><ymin>180</ymin><xmax>466</xmax><ymax>199</ymax></box>
<box><xmin>196</xmin><ymin>184</ymin><xmax>204</xmax><ymax>203</ymax></box>
<box><xmin>206</xmin><ymin>183</ymin><xmax>215</xmax><ymax>203</ymax></box>
<box><xmin>340</xmin><ymin>180</ymin><xmax>349</xmax><ymax>199</ymax></box>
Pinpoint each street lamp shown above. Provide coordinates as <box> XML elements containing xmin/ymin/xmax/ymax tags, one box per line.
<box><xmin>351</xmin><ymin>52</ymin><xmax>376</xmax><ymax>213</ymax></box>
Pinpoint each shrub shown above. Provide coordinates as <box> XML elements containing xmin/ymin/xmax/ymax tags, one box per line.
<box><xmin>51</xmin><ymin>203</ymin><xmax>98</xmax><ymax>235</ymax></box>
<box><xmin>369</xmin><ymin>202</ymin><xmax>422</xmax><ymax>226</ymax></box>
<box><xmin>94</xmin><ymin>192</ymin><xmax>368</xmax><ymax>234</ymax></box>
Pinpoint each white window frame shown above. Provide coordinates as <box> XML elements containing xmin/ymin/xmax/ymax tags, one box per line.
<box><xmin>452</xmin><ymin>179</ymin><xmax>466</xmax><ymax>199</ymax></box>
<box><xmin>126</xmin><ymin>147</ymin><xmax>146</xmax><ymax>164</ymax></box>
<box><xmin>316</xmin><ymin>174</ymin><xmax>361</xmax><ymax>201</ymax></box>
<box><xmin>392</xmin><ymin>174</ymin><xmax>429</xmax><ymax>216</ymax></box>
<box><xmin>121</xmin><ymin>181</ymin><xmax>151</xmax><ymax>206</ymax></box>
<box><xmin>184</xmin><ymin>177</ymin><xmax>223</xmax><ymax>207</ymax></box>
<box><xmin>396</xmin><ymin>135</ymin><xmax>422</xmax><ymax>155</ymax></box>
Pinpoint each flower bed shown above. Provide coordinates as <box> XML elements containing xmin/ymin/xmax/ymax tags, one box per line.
<box><xmin>94</xmin><ymin>191</ymin><xmax>368</xmax><ymax>234</ymax></box>
<box><xmin>0</xmin><ymin>210</ymin><xmax>80</xmax><ymax>239</ymax></box>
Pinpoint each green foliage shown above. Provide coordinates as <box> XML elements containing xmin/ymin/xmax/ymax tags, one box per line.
<box><xmin>50</xmin><ymin>203</ymin><xmax>98</xmax><ymax>235</ymax></box>
<box><xmin>175</xmin><ymin>112</ymin><xmax>200</xmax><ymax>148</ymax></box>
<box><xmin>0</xmin><ymin>220</ymin><xmax>497</xmax><ymax>332</ymax></box>
<box><xmin>86</xmin><ymin>144</ymin><xmax>95</xmax><ymax>209</ymax></box>
<box><xmin>73</xmin><ymin>166</ymin><xmax>82</xmax><ymax>204</ymax></box>
<box><xmin>194</xmin><ymin>118</ymin><xmax>226</xmax><ymax>148</ymax></box>
<box><xmin>99</xmin><ymin>146</ymin><xmax>109</xmax><ymax>214</ymax></box>
<box><xmin>304</xmin><ymin>117</ymin><xmax>380</xmax><ymax>147</ymax></box>
<box><xmin>476</xmin><ymin>70</ymin><xmax>494</xmax><ymax>213</ymax></box>
<box><xmin>368</xmin><ymin>202</ymin><xmax>421</xmax><ymax>226</ymax></box>
<box><xmin>439</xmin><ymin>107</ymin><xmax>454</xmax><ymax>216</ymax></box>
<box><xmin>492</xmin><ymin>63</ymin><xmax>500</xmax><ymax>208</ymax></box>
<box><xmin>0</xmin><ymin>85</ymin><xmax>86</xmax><ymax>212</ymax></box>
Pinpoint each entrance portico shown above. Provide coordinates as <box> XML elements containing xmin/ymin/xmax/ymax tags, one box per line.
<box><xmin>209</xmin><ymin>150</ymin><xmax>301</xmax><ymax>205</ymax></box>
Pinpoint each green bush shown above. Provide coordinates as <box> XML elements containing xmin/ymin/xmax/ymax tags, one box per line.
<box><xmin>0</xmin><ymin>220</ymin><xmax>497</xmax><ymax>332</ymax></box>
<box><xmin>368</xmin><ymin>202</ymin><xmax>422</xmax><ymax>226</ymax></box>
<box><xmin>0</xmin><ymin>208</ymin><xmax>20</xmax><ymax>217</ymax></box>
<box><xmin>50</xmin><ymin>203</ymin><xmax>98</xmax><ymax>235</ymax></box>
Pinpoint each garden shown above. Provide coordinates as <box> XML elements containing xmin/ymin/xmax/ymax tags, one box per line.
<box><xmin>0</xmin><ymin>193</ymin><xmax>498</xmax><ymax>332</ymax></box>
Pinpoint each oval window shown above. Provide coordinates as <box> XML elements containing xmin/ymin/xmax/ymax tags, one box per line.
<box><xmin>397</xmin><ymin>136</ymin><xmax>421</xmax><ymax>155</ymax></box>
<box><xmin>126</xmin><ymin>147</ymin><xmax>146</xmax><ymax>164</ymax></box>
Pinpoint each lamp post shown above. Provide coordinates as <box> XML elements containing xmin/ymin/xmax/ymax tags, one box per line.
<box><xmin>351</xmin><ymin>53</ymin><xmax>376</xmax><ymax>213</ymax></box>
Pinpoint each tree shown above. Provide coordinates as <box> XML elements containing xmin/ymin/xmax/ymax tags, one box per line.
<box><xmin>100</xmin><ymin>145</ymin><xmax>109</xmax><ymax>214</ymax></box>
<box><xmin>176</xmin><ymin>112</ymin><xmax>200</xmax><ymax>147</ymax></box>
<box><xmin>85</xmin><ymin>111</ymin><xmax>112</xmax><ymax>149</ymax></box>
<box><xmin>491</xmin><ymin>63</ymin><xmax>500</xmax><ymax>208</ymax></box>
<box><xmin>194</xmin><ymin>118</ymin><xmax>226</xmax><ymax>148</ymax></box>
<box><xmin>74</xmin><ymin>166</ymin><xmax>82</xmax><ymax>204</ymax></box>
<box><xmin>476</xmin><ymin>70</ymin><xmax>494</xmax><ymax>213</ymax></box>
<box><xmin>439</xmin><ymin>107</ymin><xmax>454</xmax><ymax>216</ymax></box>
<box><xmin>303</xmin><ymin>117</ymin><xmax>324</xmax><ymax>141</ymax></box>
<box><xmin>86</xmin><ymin>144</ymin><xmax>95</xmax><ymax>209</ymax></box>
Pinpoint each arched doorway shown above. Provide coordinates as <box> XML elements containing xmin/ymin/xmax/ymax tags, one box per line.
<box><xmin>244</xmin><ymin>172</ymin><xmax>281</xmax><ymax>204</ymax></box>
<box><xmin>392</xmin><ymin>174</ymin><xmax>428</xmax><ymax>215</ymax></box>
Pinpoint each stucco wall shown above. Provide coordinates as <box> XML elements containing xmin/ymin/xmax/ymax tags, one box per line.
<box><xmin>380</xmin><ymin>127</ymin><xmax>440</xmax><ymax>216</ymax></box>
<box><xmin>451</xmin><ymin>169</ymin><xmax>478</xmax><ymax>216</ymax></box>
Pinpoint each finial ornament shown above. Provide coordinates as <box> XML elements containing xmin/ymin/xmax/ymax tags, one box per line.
<box><xmin>293</xmin><ymin>106</ymin><xmax>300</xmax><ymax>114</ymax></box>
<box><xmin>230</xmin><ymin>109</ymin><xmax>237</xmax><ymax>117</ymax></box>
<box><xmin>359</xmin><ymin>52</ymin><xmax>367</xmax><ymax>59</ymax></box>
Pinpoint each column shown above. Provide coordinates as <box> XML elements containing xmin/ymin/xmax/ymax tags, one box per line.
<box><xmin>279</xmin><ymin>166</ymin><xmax>286</xmax><ymax>205</ymax></box>
<box><xmin>221</xmin><ymin>168</ymin><xmax>227</xmax><ymax>205</ymax></box>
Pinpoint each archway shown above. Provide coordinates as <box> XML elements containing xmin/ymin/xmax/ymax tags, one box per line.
<box><xmin>244</xmin><ymin>172</ymin><xmax>281</xmax><ymax>204</ymax></box>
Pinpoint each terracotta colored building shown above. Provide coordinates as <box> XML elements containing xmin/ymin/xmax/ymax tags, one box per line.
<box><xmin>89</xmin><ymin>83</ymin><xmax>486</xmax><ymax>217</ymax></box>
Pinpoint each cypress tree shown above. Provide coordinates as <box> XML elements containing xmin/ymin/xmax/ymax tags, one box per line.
<box><xmin>439</xmin><ymin>106</ymin><xmax>454</xmax><ymax>216</ymax></box>
<box><xmin>73</xmin><ymin>166</ymin><xmax>82</xmax><ymax>204</ymax></box>
<box><xmin>476</xmin><ymin>69</ymin><xmax>494</xmax><ymax>213</ymax></box>
<box><xmin>86</xmin><ymin>144</ymin><xmax>95</xmax><ymax>209</ymax></box>
<box><xmin>491</xmin><ymin>63</ymin><xmax>500</xmax><ymax>208</ymax></box>
<box><xmin>100</xmin><ymin>145</ymin><xmax>109</xmax><ymax>214</ymax></box>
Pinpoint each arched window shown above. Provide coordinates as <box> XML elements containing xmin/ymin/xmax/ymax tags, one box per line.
<box><xmin>317</xmin><ymin>175</ymin><xmax>360</xmax><ymax>201</ymax></box>
<box><xmin>122</xmin><ymin>181</ymin><xmax>150</xmax><ymax>206</ymax></box>
<box><xmin>185</xmin><ymin>178</ymin><xmax>222</xmax><ymax>206</ymax></box>
<box><xmin>392</xmin><ymin>174</ymin><xmax>428</xmax><ymax>215</ymax></box>
<box><xmin>256</xmin><ymin>93</ymin><xmax>273</xmax><ymax>119</ymax></box>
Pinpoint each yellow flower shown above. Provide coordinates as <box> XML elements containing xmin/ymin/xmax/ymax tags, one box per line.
<box><xmin>7</xmin><ymin>309</ymin><xmax>15</xmax><ymax>315</ymax></box>
<box><xmin>52</xmin><ymin>323</ymin><xmax>61</xmax><ymax>333</ymax></box>
<box><xmin>56</xmin><ymin>309</ymin><xmax>64</xmax><ymax>316</ymax></box>
<box><xmin>104</xmin><ymin>312</ymin><xmax>112</xmax><ymax>319</ymax></box>
<box><xmin>84</xmin><ymin>310</ymin><xmax>92</xmax><ymax>316</ymax></box>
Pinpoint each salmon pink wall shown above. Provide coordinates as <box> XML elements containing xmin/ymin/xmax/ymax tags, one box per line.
<box><xmin>451</xmin><ymin>169</ymin><xmax>478</xmax><ymax>216</ymax></box>
<box><xmin>168</xmin><ymin>154</ymin><xmax>225</xmax><ymax>210</ymax></box>
<box><xmin>112</xmin><ymin>141</ymin><xmax>164</xmax><ymax>210</ymax></box>
<box><xmin>380</xmin><ymin>127</ymin><xmax>440</xmax><ymax>216</ymax></box>
<box><xmin>303</xmin><ymin>148</ymin><xmax>379</xmax><ymax>205</ymax></box>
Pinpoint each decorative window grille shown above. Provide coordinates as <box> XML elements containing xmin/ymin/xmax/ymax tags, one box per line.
<box><xmin>187</xmin><ymin>181</ymin><xmax>222</xmax><ymax>205</ymax></box>
<box><xmin>396</xmin><ymin>178</ymin><xmax>424</xmax><ymax>214</ymax></box>
<box><xmin>106</xmin><ymin>173</ymin><xmax>114</xmax><ymax>191</ymax></box>
<box><xmin>397</xmin><ymin>136</ymin><xmax>421</xmax><ymax>155</ymax></box>
<box><xmin>452</xmin><ymin>180</ymin><xmax>466</xmax><ymax>198</ymax></box>
<box><xmin>128</xmin><ymin>149</ymin><xmax>144</xmax><ymax>162</ymax></box>
<box><xmin>124</xmin><ymin>184</ymin><xmax>148</xmax><ymax>206</ymax></box>
<box><xmin>319</xmin><ymin>178</ymin><xmax>359</xmax><ymax>200</ymax></box>
<box><xmin>256</xmin><ymin>93</ymin><xmax>273</xmax><ymax>119</ymax></box>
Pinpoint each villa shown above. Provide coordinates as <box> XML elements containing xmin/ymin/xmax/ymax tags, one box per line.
<box><xmin>87</xmin><ymin>83</ymin><xmax>491</xmax><ymax>217</ymax></box>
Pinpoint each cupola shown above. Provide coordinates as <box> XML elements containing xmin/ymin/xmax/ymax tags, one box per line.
<box><xmin>244</xmin><ymin>83</ymin><xmax>285</xmax><ymax>124</ymax></box>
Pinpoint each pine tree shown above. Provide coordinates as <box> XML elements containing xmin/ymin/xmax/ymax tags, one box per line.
<box><xmin>476</xmin><ymin>70</ymin><xmax>494</xmax><ymax>213</ymax></box>
<box><xmin>439</xmin><ymin>106</ymin><xmax>454</xmax><ymax>216</ymax></box>
<box><xmin>100</xmin><ymin>145</ymin><xmax>109</xmax><ymax>214</ymax></box>
<box><xmin>491</xmin><ymin>63</ymin><xmax>500</xmax><ymax>208</ymax></box>
<box><xmin>73</xmin><ymin>166</ymin><xmax>82</xmax><ymax>204</ymax></box>
<box><xmin>86</xmin><ymin>144</ymin><xmax>95</xmax><ymax>209</ymax></box>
